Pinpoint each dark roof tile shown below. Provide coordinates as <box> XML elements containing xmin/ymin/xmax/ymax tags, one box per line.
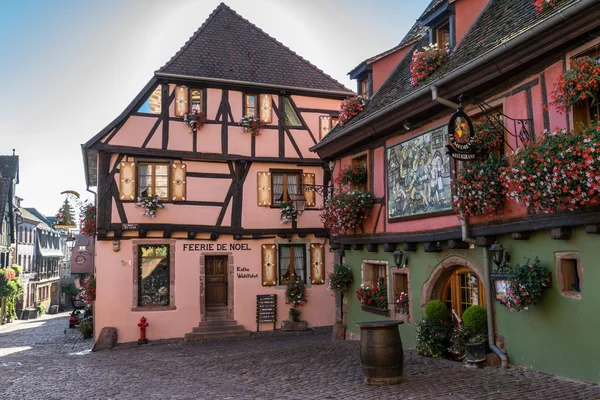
<box><xmin>0</xmin><ymin>179</ymin><xmax>11</xmax><ymax>232</ymax></box>
<box><xmin>0</xmin><ymin>155</ymin><xmax>19</xmax><ymax>182</ymax></box>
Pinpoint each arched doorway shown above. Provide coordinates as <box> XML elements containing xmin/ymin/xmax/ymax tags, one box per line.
<box><xmin>440</xmin><ymin>266</ymin><xmax>485</xmax><ymax>322</ymax></box>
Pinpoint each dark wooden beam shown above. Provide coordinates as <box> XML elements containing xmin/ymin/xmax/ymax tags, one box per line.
<box><xmin>187</xmin><ymin>231</ymin><xmax>196</xmax><ymax>239</ymax></box>
<box><xmin>540</xmin><ymin>72</ymin><xmax>550</xmax><ymax>131</ymax></box>
<box><xmin>448</xmin><ymin>240</ymin><xmax>469</xmax><ymax>249</ymax></box>
<box><xmin>342</xmin><ymin>244</ymin><xmax>352</xmax><ymax>250</ymax></box>
<box><xmin>277</xmin><ymin>98</ymin><xmax>285</xmax><ymax>158</ymax></box>
<box><xmin>551</xmin><ymin>227</ymin><xmax>572</xmax><ymax>240</ymax></box>
<box><xmin>139</xmin><ymin>229</ymin><xmax>147</xmax><ymax>238</ymax></box>
<box><xmin>585</xmin><ymin>224</ymin><xmax>600</xmax><ymax>234</ymax></box>
<box><xmin>141</xmin><ymin>117</ymin><xmax>162</xmax><ymax>148</ymax></box>
<box><xmin>424</xmin><ymin>242</ymin><xmax>442</xmax><ymax>252</ymax></box>
<box><xmin>161</xmin><ymin>84</ymin><xmax>171</xmax><ymax>150</ymax></box>
<box><xmin>179</xmin><ymin>201</ymin><xmax>224</xmax><ymax>207</ymax></box>
<box><xmin>186</xmin><ymin>172</ymin><xmax>232</xmax><ymax>179</ymax></box>
<box><xmin>96</xmin><ymin>151</ymin><xmax>111</xmax><ymax>232</ymax></box>
<box><xmin>367</xmin><ymin>243</ymin><xmax>378</xmax><ymax>253</ymax></box>
<box><xmin>163</xmin><ymin>231</ymin><xmax>172</xmax><ymax>238</ymax></box>
<box><xmin>110</xmin><ymin>181</ymin><xmax>128</xmax><ymax>224</ymax></box>
<box><xmin>221</xmin><ymin>89</ymin><xmax>229</xmax><ymax>154</ymax></box>
<box><xmin>383</xmin><ymin>243</ymin><xmax>396</xmax><ymax>252</ymax></box>
<box><xmin>511</xmin><ymin>231</ymin><xmax>531</xmax><ymax>240</ymax></box>
<box><xmin>352</xmin><ymin>244</ymin><xmax>364</xmax><ymax>251</ymax></box>
<box><xmin>475</xmin><ymin>236</ymin><xmax>495</xmax><ymax>247</ymax></box>
<box><xmin>210</xmin><ymin>233</ymin><xmax>220</xmax><ymax>241</ymax></box>
<box><xmin>403</xmin><ymin>242</ymin><xmax>417</xmax><ymax>252</ymax></box>
<box><xmin>289</xmin><ymin>96</ymin><xmax>317</xmax><ymax>145</ymax></box>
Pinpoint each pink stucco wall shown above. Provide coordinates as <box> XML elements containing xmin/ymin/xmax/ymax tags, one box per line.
<box><xmin>454</xmin><ymin>0</ymin><xmax>489</xmax><ymax>46</ymax></box>
<box><xmin>372</xmin><ymin>47</ymin><xmax>411</xmax><ymax>95</ymax></box>
<box><xmin>95</xmin><ymin>238</ymin><xmax>334</xmax><ymax>343</ymax></box>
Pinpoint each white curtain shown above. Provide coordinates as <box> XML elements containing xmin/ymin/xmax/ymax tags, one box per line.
<box><xmin>293</xmin><ymin>245</ymin><xmax>305</xmax><ymax>282</ymax></box>
<box><xmin>273</xmin><ymin>174</ymin><xmax>284</xmax><ymax>203</ymax></box>
<box><xmin>279</xmin><ymin>245</ymin><xmax>290</xmax><ymax>282</ymax></box>
<box><xmin>139</xmin><ymin>165</ymin><xmax>151</xmax><ymax>197</ymax></box>
<box><xmin>287</xmin><ymin>175</ymin><xmax>298</xmax><ymax>197</ymax></box>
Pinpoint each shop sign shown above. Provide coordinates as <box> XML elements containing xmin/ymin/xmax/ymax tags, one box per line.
<box><xmin>447</xmin><ymin>108</ymin><xmax>476</xmax><ymax>160</ymax></box>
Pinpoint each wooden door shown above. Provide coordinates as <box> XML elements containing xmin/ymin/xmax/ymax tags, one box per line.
<box><xmin>441</xmin><ymin>267</ymin><xmax>485</xmax><ymax>323</ymax></box>
<box><xmin>205</xmin><ymin>256</ymin><xmax>228</xmax><ymax>307</ymax></box>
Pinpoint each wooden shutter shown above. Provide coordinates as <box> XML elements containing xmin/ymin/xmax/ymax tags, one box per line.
<box><xmin>310</xmin><ymin>243</ymin><xmax>325</xmax><ymax>285</ymax></box>
<box><xmin>174</xmin><ymin>86</ymin><xmax>188</xmax><ymax>117</ymax></box>
<box><xmin>302</xmin><ymin>173</ymin><xmax>316</xmax><ymax>207</ymax></box>
<box><xmin>257</xmin><ymin>172</ymin><xmax>272</xmax><ymax>207</ymax></box>
<box><xmin>362</xmin><ymin>263</ymin><xmax>374</xmax><ymax>288</ymax></box>
<box><xmin>261</xmin><ymin>244</ymin><xmax>277</xmax><ymax>286</ymax></box>
<box><xmin>171</xmin><ymin>163</ymin><xmax>186</xmax><ymax>201</ymax></box>
<box><xmin>119</xmin><ymin>161</ymin><xmax>136</xmax><ymax>200</ymax></box>
<box><xmin>319</xmin><ymin>116</ymin><xmax>332</xmax><ymax>140</ymax></box>
<box><xmin>259</xmin><ymin>94</ymin><xmax>273</xmax><ymax>124</ymax></box>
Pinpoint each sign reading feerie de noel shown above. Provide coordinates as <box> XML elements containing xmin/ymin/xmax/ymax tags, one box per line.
<box><xmin>183</xmin><ymin>243</ymin><xmax>252</xmax><ymax>251</ymax></box>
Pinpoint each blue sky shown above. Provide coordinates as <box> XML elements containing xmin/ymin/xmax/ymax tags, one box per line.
<box><xmin>0</xmin><ymin>0</ymin><xmax>429</xmax><ymax>216</ymax></box>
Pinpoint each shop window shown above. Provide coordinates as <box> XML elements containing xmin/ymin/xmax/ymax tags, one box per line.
<box><xmin>138</xmin><ymin>163</ymin><xmax>170</xmax><ymax>200</ymax></box>
<box><xmin>282</xmin><ymin>97</ymin><xmax>302</xmax><ymax>127</ymax></box>
<box><xmin>319</xmin><ymin>116</ymin><xmax>339</xmax><ymax>139</ymax></box>
<box><xmin>137</xmin><ymin>85</ymin><xmax>162</xmax><ymax>114</ymax></box>
<box><xmin>137</xmin><ymin>244</ymin><xmax>171</xmax><ymax>307</ymax></box>
<box><xmin>271</xmin><ymin>171</ymin><xmax>301</xmax><ymax>205</ymax></box>
<box><xmin>279</xmin><ymin>244</ymin><xmax>306</xmax><ymax>284</ymax></box>
<box><xmin>555</xmin><ymin>252</ymin><xmax>582</xmax><ymax>299</ymax></box>
<box><xmin>361</xmin><ymin>260</ymin><xmax>388</xmax><ymax>288</ymax></box>
<box><xmin>351</xmin><ymin>152</ymin><xmax>371</xmax><ymax>191</ymax></box>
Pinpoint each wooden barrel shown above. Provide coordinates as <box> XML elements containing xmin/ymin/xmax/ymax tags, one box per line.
<box><xmin>355</xmin><ymin>320</ymin><xmax>404</xmax><ymax>385</ymax></box>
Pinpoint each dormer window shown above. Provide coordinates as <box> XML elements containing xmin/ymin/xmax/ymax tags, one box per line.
<box><xmin>360</xmin><ymin>77</ymin><xmax>371</xmax><ymax>99</ymax></box>
<box><xmin>420</xmin><ymin>0</ymin><xmax>454</xmax><ymax>50</ymax></box>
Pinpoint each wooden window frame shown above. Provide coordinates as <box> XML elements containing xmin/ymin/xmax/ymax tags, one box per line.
<box><xmin>360</xmin><ymin>260</ymin><xmax>388</xmax><ymax>288</ymax></box>
<box><xmin>436</xmin><ymin>21</ymin><xmax>450</xmax><ymax>47</ymax></box>
<box><xmin>188</xmin><ymin>87</ymin><xmax>207</xmax><ymax>115</ymax></box>
<box><xmin>555</xmin><ymin>252</ymin><xmax>582</xmax><ymax>300</ymax></box>
<box><xmin>243</xmin><ymin>93</ymin><xmax>259</xmax><ymax>118</ymax></box>
<box><xmin>566</xmin><ymin>38</ymin><xmax>600</xmax><ymax>130</ymax></box>
<box><xmin>441</xmin><ymin>266</ymin><xmax>485</xmax><ymax>321</ymax></box>
<box><xmin>391</xmin><ymin>267</ymin><xmax>411</xmax><ymax>323</ymax></box>
<box><xmin>281</xmin><ymin>96</ymin><xmax>303</xmax><ymax>128</ymax></box>
<box><xmin>278</xmin><ymin>243</ymin><xmax>307</xmax><ymax>284</ymax></box>
<box><xmin>132</xmin><ymin>240</ymin><xmax>176</xmax><ymax>311</ymax></box>
<box><xmin>136</xmin><ymin>161</ymin><xmax>171</xmax><ymax>201</ymax></box>
<box><xmin>269</xmin><ymin>168</ymin><xmax>302</xmax><ymax>207</ymax></box>
<box><xmin>351</xmin><ymin>150</ymin><xmax>372</xmax><ymax>192</ymax></box>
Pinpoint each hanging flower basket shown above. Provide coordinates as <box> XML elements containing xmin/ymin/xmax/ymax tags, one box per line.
<box><xmin>135</xmin><ymin>195</ymin><xmax>165</xmax><ymax>218</ymax></box>
<box><xmin>410</xmin><ymin>43</ymin><xmax>450</xmax><ymax>86</ymax></box>
<box><xmin>499</xmin><ymin>258</ymin><xmax>550</xmax><ymax>312</ymax></box>
<box><xmin>549</xmin><ymin>56</ymin><xmax>600</xmax><ymax>114</ymax></box>
<box><xmin>339</xmin><ymin>164</ymin><xmax>368</xmax><ymax>186</ymax></box>
<box><xmin>82</xmin><ymin>275</ymin><xmax>96</xmax><ymax>304</ymax></box>
<box><xmin>183</xmin><ymin>110</ymin><xmax>207</xmax><ymax>133</ymax></box>
<box><xmin>239</xmin><ymin>115</ymin><xmax>265</xmax><ymax>136</ymax></box>
<box><xmin>471</xmin><ymin>119</ymin><xmax>504</xmax><ymax>154</ymax></box>
<box><xmin>320</xmin><ymin>190</ymin><xmax>373</xmax><ymax>236</ymax></box>
<box><xmin>503</xmin><ymin>122</ymin><xmax>600</xmax><ymax>214</ymax></box>
<box><xmin>452</xmin><ymin>155</ymin><xmax>507</xmax><ymax>218</ymax></box>
<box><xmin>80</xmin><ymin>202</ymin><xmax>96</xmax><ymax>237</ymax></box>
<box><xmin>285</xmin><ymin>280</ymin><xmax>307</xmax><ymax>308</ymax></box>
<box><xmin>338</xmin><ymin>96</ymin><xmax>368</xmax><ymax>126</ymax></box>
<box><xmin>279</xmin><ymin>199</ymin><xmax>299</xmax><ymax>224</ymax></box>
<box><xmin>327</xmin><ymin>264</ymin><xmax>353</xmax><ymax>295</ymax></box>
<box><xmin>534</xmin><ymin>0</ymin><xmax>565</xmax><ymax>13</ymax></box>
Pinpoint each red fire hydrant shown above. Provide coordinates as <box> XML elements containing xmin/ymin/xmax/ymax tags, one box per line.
<box><xmin>138</xmin><ymin>316</ymin><xmax>149</xmax><ymax>345</ymax></box>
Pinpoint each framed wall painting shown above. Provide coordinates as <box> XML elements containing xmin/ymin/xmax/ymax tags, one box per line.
<box><xmin>387</xmin><ymin>126</ymin><xmax>453</xmax><ymax>221</ymax></box>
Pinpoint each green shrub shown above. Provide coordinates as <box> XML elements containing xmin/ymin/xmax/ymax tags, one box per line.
<box><xmin>35</xmin><ymin>304</ymin><xmax>46</xmax><ymax>317</ymax></box>
<box><xmin>462</xmin><ymin>305</ymin><xmax>487</xmax><ymax>334</ymax></box>
<box><xmin>425</xmin><ymin>300</ymin><xmax>448</xmax><ymax>323</ymax></box>
<box><xmin>416</xmin><ymin>319</ymin><xmax>450</xmax><ymax>358</ymax></box>
<box><xmin>62</xmin><ymin>284</ymin><xmax>80</xmax><ymax>297</ymax></box>
<box><xmin>289</xmin><ymin>308</ymin><xmax>301</xmax><ymax>322</ymax></box>
<box><xmin>77</xmin><ymin>317</ymin><xmax>94</xmax><ymax>339</ymax></box>
<box><xmin>449</xmin><ymin>326</ymin><xmax>470</xmax><ymax>361</ymax></box>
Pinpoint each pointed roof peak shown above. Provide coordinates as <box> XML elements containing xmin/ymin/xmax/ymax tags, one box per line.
<box><xmin>157</xmin><ymin>3</ymin><xmax>352</xmax><ymax>94</ymax></box>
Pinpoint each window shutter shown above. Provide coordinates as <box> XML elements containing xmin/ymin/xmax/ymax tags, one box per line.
<box><xmin>310</xmin><ymin>243</ymin><xmax>325</xmax><ymax>285</ymax></box>
<box><xmin>257</xmin><ymin>172</ymin><xmax>272</xmax><ymax>207</ymax></box>
<box><xmin>119</xmin><ymin>161</ymin><xmax>136</xmax><ymax>200</ymax></box>
<box><xmin>319</xmin><ymin>116</ymin><xmax>332</xmax><ymax>140</ymax></box>
<box><xmin>302</xmin><ymin>173</ymin><xmax>316</xmax><ymax>208</ymax></box>
<box><xmin>261</xmin><ymin>244</ymin><xmax>277</xmax><ymax>286</ymax></box>
<box><xmin>259</xmin><ymin>94</ymin><xmax>273</xmax><ymax>124</ymax></box>
<box><xmin>171</xmin><ymin>163</ymin><xmax>186</xmax><ymax>201</ymax></box>
<box><xmin>174</xmin><ymin>86</ymin><xmax>188</xmax><ymax>117</ymax></box>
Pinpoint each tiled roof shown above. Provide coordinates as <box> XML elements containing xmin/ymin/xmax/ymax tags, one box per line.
<box><xmin>158</xmin><ymin>3</ymin><xmax>353</xmax><ymax>94</ymax></box>
<box><xmin>0</xmin><ymin>179</ymin><xmax>11</xmax><ymax>232</ymax></box>
<box><xmin>19</xmin><ymin>207</ymin><xmax>43</xmax><ymax>224</ymax></box>
<box><xmin>319</xmin><ymin>0</ymin><xmax>579</xmax><ymax>146</ymax></box>
<box><xmin>0</xmin><ymin>155</ymin><xmax>19</xmax><ymax>182</ymax></box>
<box><xmin>419</xmin><ymin>0</ymin><xmax>447</xmax><ymax>21</ymax></box>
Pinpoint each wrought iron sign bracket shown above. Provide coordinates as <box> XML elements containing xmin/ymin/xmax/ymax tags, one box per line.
<box><xmin>301</xmin><ymin>184</ymin><xmax>333</xmax><ymax>199</ymax></box>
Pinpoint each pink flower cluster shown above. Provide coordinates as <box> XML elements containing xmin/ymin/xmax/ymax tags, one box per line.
<box><xmin>534</xmin><ymin>0</ymin><xmax>564</xmax><ymax>13</ymax></box>
<box><xmin>338</xmin><ymin>96</ymin><xmax>367</xmax><ymax>126</ymax></box>
<box><xmin>319</xmin><ymin>190</ymin><xmax>373</xmax><ymax>236</ymax></box>
<box><xmin>410</xmin><ymin>43</ymin><xmax>450</xmax><ymax>86</ymax></box>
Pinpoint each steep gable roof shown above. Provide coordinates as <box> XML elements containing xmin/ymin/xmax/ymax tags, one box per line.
<box><xmin>315</xmin><ymin>0</ymin><xmax>590</xmax><ymax>151</ymax></box>
<box><xmin>0</xmin><ymin>178</ymin><xmax>11</xmax><ymax>232</ymax></box>
<box><xmin>0</xmin><ymin>155</ymin><xmax>19</xmax><ymax>184</ymax></box>
<box><xmin>158</xmin><ymin>3</ymin><xmax>352</xmax><ymax>94</ymax></box>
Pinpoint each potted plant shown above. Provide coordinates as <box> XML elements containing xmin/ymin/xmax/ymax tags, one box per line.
<box><xmin>462</xmin><ymin>305</ymin><xmax>488</xmax><ymax>365</ymax></box>
<box><xmin>338</xmin><ymin>164</ymin><xmax>368</xmax><ymax>187</ymax></box>
<box><xmin>82</xmin><ymin>275</ymin><xmax>96</xmax><ymax>304</ymax></box>
<box><xmin>239</xmin><ymin>115</ymin><xmax>265</xmax><ymax>136</ymax></box>
<box><xmin>183</xmin><ymin>109</ymin><xmax>207</xmax><ymax>133</ymax></box>
<box><xmin>77</xmin><ymin>316</ymin><xmax>94</xmax><ymax>339</ymax></box>
<box><xmin>338</xmin><ymin>96</ymin><xmax>367</xmax><ymax>126</ymax></box>
<box><xmin>135</xmin><ymin>195</ymin><xmax>165</xmax><ymax>218</ymax></box>
<box><xmin>394</xmin><ymin>292</ymin><xmax>409</xmax><ymax>315</ymax></box>
<box><xmin>320</xmin><ymin>190</ymin><xmax>373</xmax><ymax>236</ymax></box>
<box><xmin>416</xmin><ymin>300</ymin><xmax>451</xmax><ymax>358</ymax></box>
<box><xmin>410</xmin><ymin>43</ymin><xmax>450</xmax><ymax>86</ymax></box>
<box><xmin>328</xmin><ymin>264</ymin><xmax>353</xmax><ymax>340</ymax></box>
<box><xmin>279</xmin><ymin>199</ymin><xmax>298</xmax><ymax>224</ymax></box>
<box><xmin>499</xmin><ymin>258</ymin><xmax>550</xmax><ymax>312</ymax></box>
<box><xmin>282</xmin><ymin>280</ymin><xmax>308</xmax><ymax>331</ymax></box>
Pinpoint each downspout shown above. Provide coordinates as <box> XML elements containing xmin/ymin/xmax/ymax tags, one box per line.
<box><xmin>432</xmin><ymin>86</ymin><xmax>507</xmax><ymax>367</ymax></box>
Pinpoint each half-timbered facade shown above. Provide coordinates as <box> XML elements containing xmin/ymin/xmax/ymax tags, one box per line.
<box><xmin>83</xmin><ymin>3</ymin><xmax>353</xmax><ymax>343</ymax></box>
<box><xmin>312</xmin><ymin>0</ymin><xmax>600</xmax><ymax>383</ymax></box>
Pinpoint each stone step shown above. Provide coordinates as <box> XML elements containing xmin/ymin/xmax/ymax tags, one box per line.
<box><xmin>184</xmin><ymin>329</ymin><xmax>252</xmax><ymax>341</ymax></box>
<box><xmin>192</xmin><ymin>324</ymin><xmax>245</xmax><ymax>333</ymax></box>
<box><xmin>197</xmin><ymin>319</ymin><xmax>238</xmax><ymax>327</ymax></box>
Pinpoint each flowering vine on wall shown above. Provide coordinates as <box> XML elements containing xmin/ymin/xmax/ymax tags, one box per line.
<box><xmin>80</xmin><ymin>202</ymin><xmax>96</xmax><ymax>237</ymax></box>
<box><xmin>499</xmin><ymin>258</ymin><xmax>550</xmax><ymax>312</ymax></box>
<box><xmin>338</xmin><ymin>96</ymin><xmax>368</xmax><ymax>126</ymax></box>
<box><xmin>410</xmin><ymin>43</ymin><xmax>450</xmax><ymax>86</ymax></box>
<box><xmin>548</xmin><ymin>56</ymin><xmax>600</xmax><ymax>114</ymax></box>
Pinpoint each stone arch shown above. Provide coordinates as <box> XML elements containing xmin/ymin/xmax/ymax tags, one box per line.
<box><xmin>421</xmin><ymin>256</ymin><xmax>483</xmax><ymax>310</ymax></box>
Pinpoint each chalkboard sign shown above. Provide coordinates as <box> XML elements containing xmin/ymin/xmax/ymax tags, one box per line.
<box><xmin>256</xmin><ymin>294</ymin><xmax>277</xmax><ymax>332</ymax></box>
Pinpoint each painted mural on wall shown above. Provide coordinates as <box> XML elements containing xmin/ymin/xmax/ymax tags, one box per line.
<box><xmin>387</xmin><ymin>126</ymin><xmax>452</xmax><ymax>219</ymax></box>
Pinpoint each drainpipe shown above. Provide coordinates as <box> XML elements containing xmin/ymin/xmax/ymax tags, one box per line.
<box><xmin>483</xmin><ymin>247</ymin><xmax>509</xmax><ymax>368</ymax></box>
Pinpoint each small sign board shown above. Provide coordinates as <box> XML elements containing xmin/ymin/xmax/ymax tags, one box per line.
<box><xmin>122</xmin><ymin>223</ymin><xmax>139</xmax><ymax>230</ymax></box>
<box><xmin>256</xmin><ymin>294</ymin><xmax>277</xmax><ymax>332</ymax></box>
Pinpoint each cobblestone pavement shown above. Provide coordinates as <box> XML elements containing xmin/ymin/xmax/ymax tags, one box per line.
<box><xmin>1</xmin><ymin>314</ymin><xmax>599</xmax><ymax>400</ymax></box>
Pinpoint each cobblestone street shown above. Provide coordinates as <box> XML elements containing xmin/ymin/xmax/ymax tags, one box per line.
<box><xmin>0</xmin><ymin>314</ymin><xmax>598</xmax><ymax>399</ymax></box>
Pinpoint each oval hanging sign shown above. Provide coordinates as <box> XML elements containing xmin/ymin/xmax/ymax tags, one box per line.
<box><xmin>446</xmin><ymin>108</ymin><xmax>476</xmax><ymax>160</ymax></box>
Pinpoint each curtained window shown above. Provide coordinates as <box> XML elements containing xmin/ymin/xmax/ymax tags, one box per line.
<box><xmin>271</xmin><ymin>172</ymin><xmax>300</xmax><ymax>205</ymax></box>
<box><xmin>138</xmin><ymin>163</ymin><xmax>169</xmax><ymax>200</ymax></box>
<box><xmin>278</xmin><ymin>244</ymin><xmax>306</xmax><ymax>284</ymax></box>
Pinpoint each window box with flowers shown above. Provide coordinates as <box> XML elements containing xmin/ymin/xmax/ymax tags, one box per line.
<box><xmin>320</xmin><ymin>190</ymin><xmax>374</xmax><ymax>236</ymax></box>
<box><xmin>356</xmin><ymin>283</ymin><xmax>389</xmax><ymax>316</ymax></box>
<box><xmin>136</xmin><ymin>195</ymin><xmax>165</xmax><ymax>218</ymax></box>
<box><xmin>499</xmin><ymin>258</ymin><xmax>550</xmax><ymax>312</ymax></box>
<box><xmin>339</xmin><ymin>164</ymin><xmax>368</xmax><ymax>187</ymax></box>
<box><xmin>239</xmin><ymin>115</ymin><xmax>265</xmax><ymax>136</ymax></box>
<box><xmin>338</xmin><ymin>96</ymin><xmax>368</xmax><ymax>126</ymax></box>
<box><xmin>503</xmin><ymin>121</ymin><xmax>600</xmax><ymax>214</ymax></box>
<box><xmin>183</xmin><ymin>110</ymin><xmax>207</xmax><ymax>133</ymax></box>
<box><xmin>452</xmin><ymin>155</ymin><xmax>507</xmax><ymax>218</ymax></box>
<box><xmin>279</xmin><ymin>199</ymin><xmax>299</xmax><ymax>225</ymax></box>
<box><xmin>410</xmin><ymin>43</ymin><xmax>450</xmax><ymax>86</ymax></box>
<box><xmin>549</xmin><ymin>56</ymin><xmax>600</xmax><ymax>114</ymax></box>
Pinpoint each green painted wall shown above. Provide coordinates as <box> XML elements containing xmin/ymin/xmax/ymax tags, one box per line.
<box><xmin>343</xmin><ymin>226</ymin><xmax>599</xmax><ymax>383</ymax></box>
